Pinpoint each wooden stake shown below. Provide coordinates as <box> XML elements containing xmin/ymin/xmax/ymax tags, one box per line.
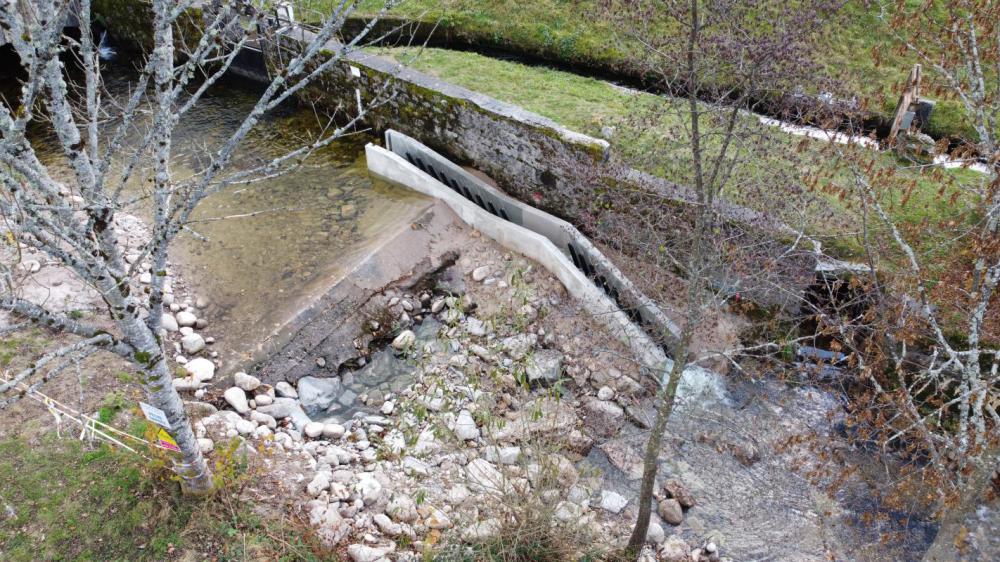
<box><xmin>888</xmin><ymin>64</ymin><xmax>922</xmax><ymax>144</ymax></box>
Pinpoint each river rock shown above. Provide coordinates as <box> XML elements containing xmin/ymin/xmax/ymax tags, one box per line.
<box><xmin>500</xmin><ymin>333</ymin><xmax>537</xmax><ymax>360</ymax></box>
<box><xmin>462</xmin><ymin>519</ymin><xmax>501</xmax><ymax>543</ymax></box>
<box><xmin>391</xmin><ymin>329</ymin><xmax>415</xmax><ymax>351</ymax></box>
<box><xmin>172</xmin><ymin>377</ymin><xmax>202</xmax><ymax>391</ymax></box>
<box><xmin>554</xmin><ymin>500</ymin><xmax>584</xmax><ymax>522</ymax></box>
<box><xmin>323</xmin><ymin>423</ymin><xmax>345</xmax><ymax>439</ymax></box>
<box><xmin>255</xmin><ymin>393</ymin><xmax>273</xmax><ymax>406</ymax></box>
<box><xmin>484</xmin><ymin>445</ymin><xmax>522</xmax><ymax>465</ymax></box>
<box><xmin>274</xmin><ymin>381</ymin><xmax>297</xmax><ymax>399</ymax></box>
<box><xmin>660</xmin><ymin>536</ymin><xmax>691</xmax><ymax>562</ymax></box>
<box><xmin>347</xmin><ymin>544</ymin><xmax>388</xmax><ymax>562</ymax></box>
<box><xmin>466</xmin><ymin>458</ymin><xmax>504</xmax><ymax>492</ymax></box>
<box><xmin>454</xmin><ymin>409</ymin><xmax>480</xmax><ymax>440</ymax></box>
<box><xmin>525</xmin><ymin>349</ymin><xmax>563</xmax><ymax>386</ymax></box>
<box><xmin>234</xmin><ymin>419</ymin><xmax>255</xmax><ymax>435</ymax></box>
<box><xmin>234</xmin><ymin>372</ymin><xmax>260</xmax><ymax>391</ymax></box>
<box><xmin>387</xmin><ymin>494</ymin><xmax>418</xmax><ymax>523</ymax></box>
<box><xmin>597</xmin><ymin>385</ymin><xmax>615</xmax><ymax>401</ymax></box>
<box><xmin>324</xmin><ymin>445</ymin><xmax>353</xmax><ymax>466</ymax></box>
<box><xmin>181</xmin><ymin>333</ymin><xmax>205</xmax><ymax>355</ymax></box>
<box><xmin>304</xmin><ymin>422</ymin><xmax>324</xmax><ymax>438</ymax></box>
<box><xmin>647</xmin><ymin>520</ymin><xmax>666</xmax><ymax>544</ymax></box>
<box><xmin>425</xmin><ymin>506</ymin><xmax>453</xmax><ymax>529</ymax></box>
<box><xmin>160</xmin><ymin>313</ymin><xmax>179</xmax><ymax>332</ymax></box>
<box><xmin>307</xmin><ymin>472</ymin><xmax>330</xmax><ymax>497</ymax></box>
<box><xmin>250</xmin><ymin>411</ymin><xmax>277</xmax><ymax>429</ymax></box>
<box><xmin>662</xmin><ymin>478</ymin><xmax>696</xmax><ymax>508</ymax></box>
<box><xmin>402</xmin><ymin>456</ymin><xmax>430</xmax><ymax>476</ymax></box>
<box><xmin>224</xmin><ymin>387</ymin><xmax>250</xmax><ymax>414</ymax></box>
<box><xmin>583</xmin><ymin>397</ymin><xmax>625</xmax><ymax>438</ymax></box>
<box><xmin>471</xmin><ymin>265</ymin><xmax>491</xmax><ymax>281</ymax></box>
<box><xmin>465</xmin><ymin>317</ymin><xmax>488</xmax><ymax>337</ymax></box>
<box><xmin>373</xmin><ymin>513</ymin><xmax>402</xmax><ymax>536</ymax></box>
<box><xmin>257</xmin><ymin>397</ymin><xmax>309</xmax><ymax>426</ymax></box>
<box><xmin>309</xmin><ymin>502</ymin><xmax>348</xmax><ymax>545</ymax></box>
<box><xmin>176</xmin><ymin>310</ymin><xmax>197</xmax><ymax>327</ymax></box>
<box><xmin>184</xmin><ymin>358</ymin><xmax>215</xmax><ymax>382</ymax></box>
<box><xmin>197</xmin><ymin>437</ymin><xmax>214</xmax><ymax>454</ymax></box>
<box><xmin>470</xmin><ymin>344</ymin><xmax>493</xmax><ymax>361</ymax></box>
<box><xmin>297</xmin><ymin>376</ymin><xmax>343</xmax><ymax>416</ymax></box>
<box><xmin>355</xmin><ymin>474</ymin><xmax>383</xmax><ymax>505</ymax></box>
<box><xmin>600</xmin><ymin>490</ymin><xmax>628</xmax><ymax>514</ymax></box>
<box><xmin>658</xmin><ymin>498</ymin><xmax>684</xmax><ymax>525</ymax></box>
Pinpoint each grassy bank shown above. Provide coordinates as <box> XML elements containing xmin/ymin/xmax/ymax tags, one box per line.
<box><xmin>0</xmin><ymin>432</ymin><xmax>324</xmax><ymax>561</ymax></box>
<box><xmin>372</xmin><ymin>46</ymin><xmax>983</xmax><ymax>258</ymax></box>
<box><xmin>344</xmin><ymin>0</ymin><xmax>977</xmax><ymax>142</ymax></box>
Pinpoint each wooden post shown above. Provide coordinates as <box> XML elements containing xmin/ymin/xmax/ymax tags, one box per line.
<box><xmin>888</xmin><ymin>64</ymin><xmax>922</xmax><ymax>144</ymax></box>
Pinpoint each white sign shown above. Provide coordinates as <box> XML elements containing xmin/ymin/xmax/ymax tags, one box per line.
<box><xmin>139</xmin><ymin>402</ymin><xmax>171</xmax><ymax>430</ymax></box>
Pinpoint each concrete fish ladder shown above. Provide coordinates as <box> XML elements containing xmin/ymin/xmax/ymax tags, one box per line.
<box><xmin>366</xmin><ymin>130</ymin><xmax>676</xmax><ymax>376</ymax></box>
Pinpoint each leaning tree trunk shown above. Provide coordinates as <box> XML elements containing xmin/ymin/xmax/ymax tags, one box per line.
<box><xmin>126</xmin><ymin>315</ymin><xmax>214</xmax><ymax>495</ymax></box>
<box><xmin>135</xmin><ymin>0</ymin><xmax>213</xmax><ymax>496</ymax></box>
<box><xmin>625</xmin><ymin>342</ymin><xmax>689</xmax><ymax>555</ymax></box>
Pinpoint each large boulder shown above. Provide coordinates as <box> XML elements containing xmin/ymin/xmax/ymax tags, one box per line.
<box><xmin>296</xmin><ymin>376</ymin><xmax>343</xmax><ymax>416</ymax></box>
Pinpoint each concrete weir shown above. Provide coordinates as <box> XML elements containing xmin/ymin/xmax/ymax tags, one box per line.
<box><xmin>367</xmin><ymin>130</ymin><xmax>675</xmax><ymax>373</ymax></box>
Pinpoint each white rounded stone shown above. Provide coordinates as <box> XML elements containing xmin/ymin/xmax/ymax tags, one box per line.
<box><xmin>224</xmin><ymin>387</ymin><xmax>250</xmax><ymax>414</ymax></box>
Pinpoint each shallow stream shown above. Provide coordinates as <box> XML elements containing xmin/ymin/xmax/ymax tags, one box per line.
<box><xmin>23</xmin><ymin>61</ymin><xmax>430</xmax><ymax>367</ymax></box>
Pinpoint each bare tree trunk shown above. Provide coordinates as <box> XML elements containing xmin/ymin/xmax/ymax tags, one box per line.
<box><xmin>129</xmin><ymin>320</ymin><xmax>214</xmax><ymax>495</ymax></box>
<box><xmin>626</xmin><ymin>0</ymin><xmax>714</xmax><ymax>553</ymax></box>
<box><xmin>625</xmin><ymin>336</ymin><xmax>689</xmax><ymax>554</ymax></box>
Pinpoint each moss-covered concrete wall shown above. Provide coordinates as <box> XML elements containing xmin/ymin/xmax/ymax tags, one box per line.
<box><xmin>284</xmin><ymin>42</ymin><xmax>611</xmax><ymax>223</ymax></box>
<box><xmin>93</xmin><ymin>0</ymin><xmax>204</xmax><ymax>53</ymax></box>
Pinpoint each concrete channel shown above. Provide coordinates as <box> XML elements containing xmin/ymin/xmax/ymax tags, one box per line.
<box><xmin>367</xmin><ymin>130</ymin><xmax>681</xmax><ymax>376</ymax></box>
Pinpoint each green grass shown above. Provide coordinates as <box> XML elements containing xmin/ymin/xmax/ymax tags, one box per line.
<box><xmin>372</xmin><ymin>46</ymin><xmax>985</xmax><ymax>257</ymax></box>
<box><xmin>345</xmin><ymin>0</ymin><xmax>979</xmax><ymax>142</ymax></box>
<box><xmin>0</xmin><ymin>436</ymin><xmax>327</xmax><ymax>561</ymax></box>
<box><xmin>0</xmin><ymin>330</ymin><xmax>46</xmax><ymax>367</ymax></box>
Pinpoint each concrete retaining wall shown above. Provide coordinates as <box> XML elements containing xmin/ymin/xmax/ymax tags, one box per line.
<box><xmin>94</xmin><ymin>0</ymin><xmax>204</xmax><ymax>53</ymax></box>
<box><xmin>366</xmin><ymin>139</ymin><xmax>669</xmax><ymax>374</ymax></box>
<box><xmin>383</xmin><ymin>129</ymin><xmax>682</xmax><ymax>352</ymax></box>
<box><xmin>285</xmin><ymin>36</ymin><xmax>611</xmax><ymax>224</ymax></box>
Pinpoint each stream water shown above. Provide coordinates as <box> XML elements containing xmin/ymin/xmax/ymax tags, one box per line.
<box><xmin>18</xmin><ymin>59</ymin><xmax>431</xmax><ymax>368</ymax></box>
